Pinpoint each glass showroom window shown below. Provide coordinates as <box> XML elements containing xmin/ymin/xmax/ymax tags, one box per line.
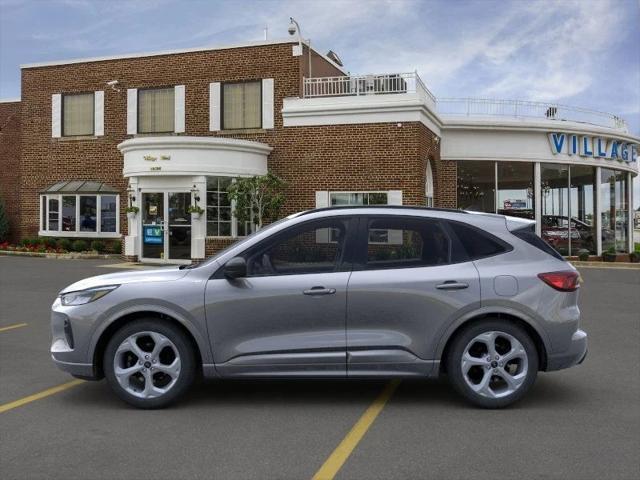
<box><xmin>457</xmin><ymin>161</ymin><xmax>495</xmax><ymax>213</ymax></box>
<box><xmin>569</xmin><ymin>165</ymin><xmax>597</xmax><ymax>255</ymax></box>
<box><xmin>497</xmin><ymin>162</ymin><xmax>535</xmax><ymax>220</ymax></box>
<box><xmin>62</xmin><ymin>92</ymin><xmax>94</xmax><ymax>136</ymax></box>
<box><xmin>40</xmin><ymin>194</ymin><xmax>119</xmax><ymax>236</ymax></box>
<box><xmin>206</xmin><ymin>177</ymin><xmax>252</xmax><ymax>237</ymax></box>
<box><xmin>541</xmin><ymin>164</ymin><xmax>570</xmax><ymax>255</ymax></box>
<box><xmin>222</xmin><ymin>81</ymin><xmax>261</xmax><ymax>130</ymax></box>
<box><xmin>138</xmin><ymin>87</ymin><xmax>175</xmax><ymax>133</ymax></box>
<box><xmin>601</xmin><ymin>169</ymin><xmax>629</xmax><ymax>253</ymax></box>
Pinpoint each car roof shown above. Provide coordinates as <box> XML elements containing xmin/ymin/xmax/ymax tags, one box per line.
<box><xmin>296</xmin><ymin>205</ymin><xmax>468</xmax><ymax>217</ymax></box>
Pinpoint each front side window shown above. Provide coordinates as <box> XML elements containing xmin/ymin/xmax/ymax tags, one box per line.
<box><xmin>246</xmin><ymin>218</ymin><xmax>349</xmax><ymax>276</ymax></box>
<box><xmin>362</xmin><ymin>217</ymin><xmax>450</xmax><ymax>270</ymax></box>
<box><xmin>222</xmin><ymin>81</ymin><xmax>261</xmax><ymax>129</ymax></box>
<box><xmin>63</xmin><ymin>92</ymin><xmax>94</xmax><ymax>136</ymax></box>
<box><xmin>138</xmin><ymin>87</ymin><xmax>175</xmax><ymax>133</ymax></box>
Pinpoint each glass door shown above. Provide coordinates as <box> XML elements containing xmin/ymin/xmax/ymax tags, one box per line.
<box><xmin>141</xmin><ymin>192</ymin><xmax>166</xmax><ymax>260</ymax></box>
<box><xmin>167</xmin><ymin>192</ymin><xmax>191</xmax><ymax>261</ymax></box>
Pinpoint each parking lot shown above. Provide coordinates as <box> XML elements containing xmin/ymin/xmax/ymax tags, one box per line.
<box><xmin>1</xmin><ymin>256</ymin><xmax>639</xmax><ymax>480</ymax></box>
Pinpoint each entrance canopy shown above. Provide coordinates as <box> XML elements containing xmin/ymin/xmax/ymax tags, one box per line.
<box><xmin>41</xmin><ymin>180</ymin><xmax>119</xmax><ymax>194</ymax></box>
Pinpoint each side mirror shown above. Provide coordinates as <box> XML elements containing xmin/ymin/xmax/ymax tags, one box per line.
<box><xmin>223</xmin><ymin>257</ymin><xmax>247</xmax><ymax>279</ymax></box>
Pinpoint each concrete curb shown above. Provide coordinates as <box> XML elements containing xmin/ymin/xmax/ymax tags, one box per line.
<box><xmin>571</xmin><ymin>261</ymin><xmax>640</xmax><ymax>270</ymax></box>
<box><xmin>0</xmin><ymin>250</ymin><xmax>121</xmax><ymax>260</ymax></box>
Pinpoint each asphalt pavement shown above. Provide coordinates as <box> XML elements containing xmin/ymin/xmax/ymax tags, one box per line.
<box><xmin>0</xmin><ymin>256</ymin><xmax>638</xmax><ymax>480</ymax></box>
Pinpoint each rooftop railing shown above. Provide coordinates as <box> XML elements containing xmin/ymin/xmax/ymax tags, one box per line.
<box><xmin>301</xmin><ymin>73</ymin><xmax>627</xmax><ymax>131</ymax></box>
<box><xmin>436</xmin><ymin>98</ymin><xmax>628</xmax><ymax>131</ymax></box>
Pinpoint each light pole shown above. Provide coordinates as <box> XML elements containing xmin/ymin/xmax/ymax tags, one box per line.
<box><xmin>288</xmin><ymin>17</ymin><xmax>312</xmax><ymax>80</ymax></box>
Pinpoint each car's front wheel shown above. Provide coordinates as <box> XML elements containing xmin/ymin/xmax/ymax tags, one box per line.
<box><xmin>446</xmin><ymin>320</ymin><xmax>538</xmax><ymax>408</ymax></box>
<box><xmin>103</xmin><ymin>319</ymin><xmax>196</xmax><ymax>409</ymax></box>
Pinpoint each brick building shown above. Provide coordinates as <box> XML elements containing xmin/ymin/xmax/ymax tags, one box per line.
<box><xmin>0</xmin><ymin>38</ymin><xmax>638</xmax><ymax>261</ymax></box>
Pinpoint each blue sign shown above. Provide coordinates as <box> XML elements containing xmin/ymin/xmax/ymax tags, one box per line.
<box><xmin>143</xmin><ymin>226</ymin><xmax>163</xmax><ymax>245</ymax></box>
<box><xmin>548</xmin><ymin>132</ymin><xmax>638</xmax><ymax>163</ymax></box>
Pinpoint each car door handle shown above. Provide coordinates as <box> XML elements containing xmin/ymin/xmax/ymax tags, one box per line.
<box><xmin>436</xmin><ymin>281</ymin><xmax>469</xmax><ymax>290</ymax></box>
<box><xmin>303</xmin><ymin>286</ymin><xmax>337</xmax><ymax>296</ymax></box>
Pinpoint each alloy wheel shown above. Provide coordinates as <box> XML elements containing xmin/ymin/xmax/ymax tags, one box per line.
<box><xmin>113</xmin><ymin>331</ymin><xmax>181</xmax><ymax>399</ymax></box>
<box><xmin>461</xmin><ymin>330</ymin><xmax>528</xmax><ymax>399</ymax></box>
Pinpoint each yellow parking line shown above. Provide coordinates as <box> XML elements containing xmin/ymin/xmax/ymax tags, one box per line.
<box><xmin>0</xmin><ymin>323</ymin><xmax>28</xmax><ymax>333</ymax></box>
<box><xmin>312</xmin><ymin>380</ymin><xmax>401</xmax><ymax>480</ymax></box>
<box><xmin>0</xmin><ymin>379</ymin><xmax>85</xmax><ymax>414</ymax></box>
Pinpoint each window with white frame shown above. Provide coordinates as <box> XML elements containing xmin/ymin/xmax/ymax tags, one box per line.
<box><xmin>63</xmin><ymin>92</ymin><xmax>94</xmax><ymax>136</ymax></box>
<box><xmin>206</xmin><ymin>176</ymin><xmax>253</xmax><ymax>237</ymax></box>
<box><xmin>40</xmin><ymin>184</ymin><xmax>119</xmax><ymax>237</ymax></box>
<box><xmin>426</xmin><ymin>160</ymin><xmax>434</xmax><ymax>207</ymax></box>
<box><xmin>329</xmin><ymin>191</ymin><xmax>388</xmax><ymax>206</ymax></box>
<box><xmin>222</xmin><ymin>81</ymin><xmax>262</xmax><ymax>130</ymax></box>
<box><xmin>138</xmin><ymin>87</ymin><xmax>175</xmax><ymax>133</ymax></box>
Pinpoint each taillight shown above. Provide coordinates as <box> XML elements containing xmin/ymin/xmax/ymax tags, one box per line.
<box><xmin>538</xmin><ymin>271</ymin><xmax>581</xmax><ymax>292</ymax></box>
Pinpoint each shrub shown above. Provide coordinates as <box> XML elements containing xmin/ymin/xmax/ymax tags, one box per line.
<box><xmin>0</xmin><ymin>196</ymin><xmax>9</xmax><ymax>242</ymax></box>
<box><xmin>577</xmin><ymin>249</ymin><xmax>590</xmax><ymax>261</ymax></box>
<box><xmin>58</xmin><ymin>238</ymin><xmax>72</xmax><ymax>251</ymax></box>
<box><xmin>109</xmin><ymin>239</ymin><xmax>122</xmax><ymax>254</ymax></box>
<box><xmin>71</xmin><ymin>239</ymin><xmax>88</xmax><ymax>252</ymax></box>
<box><xmin>40</xmin><ymin>237</ymin><xmax>58</xmax><ymax>249</ymax></box>
<box><xmin>90</xmin><ymin>240</ymin><xmax>105</xmax><ymax>253</ymax></box>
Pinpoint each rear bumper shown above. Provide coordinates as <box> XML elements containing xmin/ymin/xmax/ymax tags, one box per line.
<box><xmin>546</xmin><ymin>329</ymin><xmax>588</xmax><ymax>371</ymax></box>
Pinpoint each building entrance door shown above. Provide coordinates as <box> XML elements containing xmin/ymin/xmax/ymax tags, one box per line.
<box><xmin>141</xmin><ymin>192</ymin><xmax>191</xmax><ymax>263</ymax></box>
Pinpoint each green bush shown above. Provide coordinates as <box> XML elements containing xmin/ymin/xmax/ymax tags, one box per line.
<box><xmin>40</xmin><ymin>237</ymin><xmax>58</xmax><ymax>249</ymax></box>
<box><xmin>108</xmin><ymin>239</ymin><xmax>122</xmax><ymax>254</ymax></box>
<box><xmin>0</xmin><ymin>196</ymin><xmax>9</xmax><ymax>242</ymax></box>
<box><xmin>577</xmin><ymin>249</ymin><xmax>590</xmax><ymax>261</ymax></box>
<box><xmin>90</xmin><ymin>240</ymin><xmax>105</xmax><ymax>253</ymax></box>
<box><xmin>19</xmin><ymin>237</ymin><xmax>36</xmax><ymax>247</ymax></box>
<box><xmin>71</xmin><ymin>239</ymin><xmax>88</xmax><ymax>252</ymax></box>
<box><xmin>58</xmin><ymin>238</ymin><xmax>72</xmax><ymax>251</ymax></box>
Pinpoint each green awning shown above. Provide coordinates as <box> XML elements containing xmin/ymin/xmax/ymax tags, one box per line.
<box><xmin>41</xmin><ymin>180</ymin><xmax>119</xmax><ymax>194</ymax></box>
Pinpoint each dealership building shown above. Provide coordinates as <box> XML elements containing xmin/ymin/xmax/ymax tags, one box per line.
<box><xmin>0</xmin><ymin>39</ymin><xmax>637</xmax><ymax>262</ymax></box>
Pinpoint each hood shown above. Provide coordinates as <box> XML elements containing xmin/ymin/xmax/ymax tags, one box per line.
<box><xmin>60</xmin><ymin>267</ymin><xmax>189</xmax><ymax>294</ymax></box>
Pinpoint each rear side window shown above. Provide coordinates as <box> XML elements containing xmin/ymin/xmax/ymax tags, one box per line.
<box><xmin>361</xmin><ymin>217</ymin><xmax>450</xmax><ymax>270</ymax></box>
<box><xmin>512</xmin><ymin>225</ymin><xmax>565</xmax><ymax>261</ymax></box>
<box><xmin>447</xmin><ymin>221</ymin><xmax>511</xmax><ymax>260</ymax></box>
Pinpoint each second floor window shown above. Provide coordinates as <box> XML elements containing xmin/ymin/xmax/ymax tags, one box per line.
<box><xmin>63</xmin><ymin>93</ymin><xmax>94</xmax><ymax>136</ymax></box>
<box><xmin>223</xmin><ymin>81</ymin><xmax>261</xmax><ymax>130</ymax></box>
<box><xmin>138</xmin><ymin>87</ymin><xmax>175</xmax><ymax>133</ymax></box>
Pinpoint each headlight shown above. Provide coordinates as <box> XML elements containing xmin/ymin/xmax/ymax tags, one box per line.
<box><xmin>60</xmin><ymin>285</ymin><xmax>119</xmax><ymax>306</ymax></box>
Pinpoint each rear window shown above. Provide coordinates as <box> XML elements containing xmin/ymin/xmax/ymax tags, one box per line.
<box><xmin>512</xmin><ymin>225</ymin><xmax>565</xmax><ymax>261</ymax></box>
<box><xmin>447</xmin><ymin>221</ymin><xmax>511</xmax><ymax>260</ymax></box>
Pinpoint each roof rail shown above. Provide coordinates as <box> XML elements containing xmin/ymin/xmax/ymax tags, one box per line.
<box><xmin>297</xmin><ymin>205</ymin><xmax>468</xmax><ymax>216</ymax></box>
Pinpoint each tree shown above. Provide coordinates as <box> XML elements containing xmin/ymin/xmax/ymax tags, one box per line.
<box><xmin>227</xmin><ymin>173</ymin><xmax>286</xmax><ymax>230</ymax></box>
<box><xmin>0</xmin><ymin>195</ymin><xmax>9</xmax><ymax>242</ymax></box>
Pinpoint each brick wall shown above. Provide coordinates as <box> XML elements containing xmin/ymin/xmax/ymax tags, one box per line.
<box><xmin>0</xmin><ymin>101</ymin><xmax>21</xmax><ymax>242</ymax></box>
<box><xmin>15</xmin><ymin>41</ymin><xmax>444</xmax><ymax>258</ymax></box>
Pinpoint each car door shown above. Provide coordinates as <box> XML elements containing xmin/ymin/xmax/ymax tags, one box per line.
<box><xmin>346</xmin><ymin>215</ymin><xmax>481</xmax><ymax>377</ymax></box>
<box><xmin>204</xmin><ymin>216</ymin><xmax>356</xmax><ymax>377</ymax></box>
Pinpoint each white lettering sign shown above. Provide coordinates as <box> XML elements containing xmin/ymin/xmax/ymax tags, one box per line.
<box><xmin>548</xmin><ymin>133</ymin><xmax>637</xmax><ymax>163</ymax></box>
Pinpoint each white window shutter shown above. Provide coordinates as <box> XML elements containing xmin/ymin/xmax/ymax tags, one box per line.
<box><xmin>315</xmin><ymin>191</ymin><xmax>329</xmax><ymax>208</ymax></box>
<box><xmin>174</xmin><ymin>85</ymin><xmax>185</xmax><ymax>133</ymax></box>
<box><xmin>126</xmin><ymin>88</ymin><xmax>137</xmax><ymax>134</ymax></box>
<box><xmin>209</xmin><ymin>82</ymin><xmax>221</xmax><ymax>131</ymax></box>
<box><xmin>262</xmin><ymin>78</ymin><xmax>274</xmax><ymax>129</ymax></box>
<box><xmin>94</xmin><ymin>91</ymin><xmax>104</xmax><ymax>136</ymax></box>
<box><xmin>51</xmin><ymin>94</ymin><xmax>61</xmax><ymax>138</ymax></box>
<box><xmin>387</xmin><ymin>190</ymin><xmax>403</xmax><ymax>205</ymax></box>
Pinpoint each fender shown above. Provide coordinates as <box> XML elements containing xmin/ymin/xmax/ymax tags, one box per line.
<box><xmin>433</xmin><ymin>304</ymin><xmax>552</xmax><ymax>361</ymax></box>
<box><xmin>88</xmin><ymin>299</ymin><xmax>214</xmax><ymax>365</ymax></box>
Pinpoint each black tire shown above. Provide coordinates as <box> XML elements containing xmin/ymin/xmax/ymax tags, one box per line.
<box><xmin>103</xmin><ymin>319</ymin><xmax>196</xmax><ymax>409</ymax></box>
<box><xmin>446</xmin><ymin>319</ymin><xmax>538</xmax><ymax>408</ymax></box>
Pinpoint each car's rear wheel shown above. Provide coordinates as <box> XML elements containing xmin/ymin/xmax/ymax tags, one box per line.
<box><xmin>446</xmin><ymin>320</ymin><xmax>538</xmax><ymax>408</ymax></box>
<box><xmin>103</xmin><ymin>319</ymin><xmax>196</xmax><ymax>409</ymax></box>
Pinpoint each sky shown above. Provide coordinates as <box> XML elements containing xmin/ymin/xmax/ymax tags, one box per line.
<box><xmin>0</xmin><ymin>0</ymin><xmax>639</xmax><ymax>205</ymax></box>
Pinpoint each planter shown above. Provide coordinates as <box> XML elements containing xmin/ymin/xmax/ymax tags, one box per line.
<box><xmin>127</xmin><ymin>212</ymin><xmax>137</xmax><ymax>221</ymax></box>
<box><xmin>190</xmin><ymin>212</ymin><xmax>203</xmax><ymax>220</ymax></box>
<box><xmin>629</xmin><ymin>252</ymin><xmax>640</xmax><ymax>263</ymax></box>
<box><xmin>602</xmin><ymin>253</ymin><xmax>617</xmax><ymax>262</ymax></box>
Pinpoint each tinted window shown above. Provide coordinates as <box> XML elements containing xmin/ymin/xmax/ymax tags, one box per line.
<box><xmin>448</xmin><ymin>221</ymin><xmax>510</xmax><ymax>260</ymax></box>
<box><xmin>512</xmin><ymin>224</ymin><xmax>565</xmax><ymax>261</ymax></box>
<box><xmin>362</xmin><ymin>217</ymin><xmax>450</xmax><ymax>270</ymax></box>
<box><xmin>246</xmin><ymin>218</ymin><xmax>349</xmax><ymax>276</ymax></box>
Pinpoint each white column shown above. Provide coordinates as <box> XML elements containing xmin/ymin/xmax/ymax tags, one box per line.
<box><xmin>628</xmin><ymin>172</ymin><xmax>634</xmax><ymax>253</ymax></box>
<box><xmin>124</xmin><ymin>177</ymin><xmax>140</xmax><ymax>258</ymax></box>
<box><xmin>595</xmin><ymin>167</ymin><xmax>602</xmax><ymax>256</ymax></box>
<box><xmin>534</xmin><ymin>162</ymin><xmax>541</xmax><ymax>236</ymax></box>
<box><xmin>191</xmin><ymin>176</ymin><xmax>207</xmax><ymax>259</ymax></box>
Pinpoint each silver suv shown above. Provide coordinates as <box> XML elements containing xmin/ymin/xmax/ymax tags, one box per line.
<box><xmin>51</xmin><ymin>207</ymin><xmax>587</xmax><ymax>409</ymax></box>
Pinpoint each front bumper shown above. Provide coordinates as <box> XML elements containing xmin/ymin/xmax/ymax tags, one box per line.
<box><xmin>546</xmin><ymin>329</ymin><xmax>588</xmax><ymax>371</ymax></box>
